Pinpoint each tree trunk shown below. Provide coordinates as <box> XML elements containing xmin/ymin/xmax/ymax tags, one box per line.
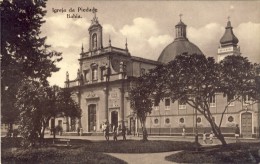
<box><xmin>210</xmin><ymin>120</ymin><xmax>227</xmax><ymax>146</ymax></box>
<box><xmin>140</xmin><ymin>120</ymin><xmax>148</xmax><ymax>141</ymax></box>
<box><xmin>53</xmin><ymin>116</ymin><xmax>56</xmax><ymax>139</ymax></box>
<box><xmin>9</xmin><ymin>123</ymin><xmax>13</xmax><ymax>137</ymax></box>
<box><xmin>39</xmin><ymin>126</ymin><xmax>46</xmax><ymax>145</ymax></box>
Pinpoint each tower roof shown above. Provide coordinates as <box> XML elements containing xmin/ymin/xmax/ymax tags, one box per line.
<box><xmin>158</xmin><ymin>16</ymin><xmax>202</xmax><ymax>63</ymax></box>
<box><xmin>220</xmin><ymin>20</ymin><xmax>239</xmax><ymax>47</ymax></box>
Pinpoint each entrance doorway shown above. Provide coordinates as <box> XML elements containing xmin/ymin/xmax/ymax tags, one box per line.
<box><xmin>241</xmin><ymin>112</ymin><xmax>252</xmax><ymax>138</ymax></box>
<box><xmin>88</xmin><ymin>104</ymin><xmax>96</xmax><ymax>132</ymax></box>
<box><xmin>111</xmin><ymin>111</ymin><xmax>118</xmax><ymax>128</ymax></box>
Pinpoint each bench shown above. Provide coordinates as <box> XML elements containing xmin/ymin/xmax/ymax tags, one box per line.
<box><xmin>54</xmin><ymin>138</ymin><xmax>71</xmax><ymax>146</ymax></box>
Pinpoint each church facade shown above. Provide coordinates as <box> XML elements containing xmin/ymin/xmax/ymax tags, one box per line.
<box><xmin>55</xmin><ymin>14</ymin><xmax>259</xmax><ymax>138</ymax></box>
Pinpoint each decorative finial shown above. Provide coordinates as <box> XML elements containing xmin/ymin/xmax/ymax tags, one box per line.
<box><xmin>109</xmin><ymin>35</ymin><xmax>111</xmax><ymax>46</ymax></box>
<box><xmin>125</xmin><ymin>38</ymin><xmax>128</xmax><ymax>51</ymax></box>
<box><xmin>81</xmin><ymin>43</ymin><xmax>84</xmax><ymax>53</ymax></box>
<box><xmin>227</xmin><ymin>16</ymin><xmax>230</xmax><ymax>21</ymax></box>
<box><xmin>91</xmin><ymin>8</ymin><xmax>99</xmax><ymax>24</ymax></box>
<box><xmin>179</xmin><ymin>14</ymin><xmax>183</xmax><ymax>21</ymax></box>
<box><xmin>66</xmin><ymin>71</ymin><xmax>69</xmax><ymax>81</ymax></box>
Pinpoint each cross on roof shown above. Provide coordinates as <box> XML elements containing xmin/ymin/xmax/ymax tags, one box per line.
<box><xmin>93</xmin><ymin>7</ymin><xmax>98</xmax><ymax>18</ymax></box>
<box><xmin>227</xmin><ymin>16</ymin><xmax>230</xmax><ymax>21</ymax></box>
<box><xmin>179</xmin><ymin>14</ymin><xmax>183</xmax><ymax>21</ymax></box>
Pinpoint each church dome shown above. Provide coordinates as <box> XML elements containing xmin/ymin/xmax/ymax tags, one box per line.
<box><xmin>158</xmin><ymin>18</ymin><xmax>203</xmax><ymax>64</ymax></box>
<box><xmin>158</xmin><ymin>39</ymin><xmax>203</xmax><ymax>63</ymax></box>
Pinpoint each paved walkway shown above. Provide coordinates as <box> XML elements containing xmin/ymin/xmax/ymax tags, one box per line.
<box><xmin>105</xmin><ymin>151</ymin><xmax>180</xmax><ymax>164</ymax></box>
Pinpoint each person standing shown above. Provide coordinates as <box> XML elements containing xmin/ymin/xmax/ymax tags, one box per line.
<box><xmin>182</xmin><ymin>127</ymin><xmax>186</xmax><ymax>138</ymax></box>
<box><xmin>77</xmin><ymin>126</ymin><xmax>80</xmax><ymax>136</ymax></box>
<box><xmin>235</xmin><ymin>124</ymin><xmax>240</xmax><ymax>143</ymax></box>
<box><xmin>105</xmin><ymin>123</ymin><xmax>110</xmax><ymax>141</ymax></box>
<box><xmin>122</xmin><ymin>124</ymin><xmax>126</xmax><ymax>141</ymax></box>
<box><xmin>113</xmin><ymin>125</ymin><xmax>117</xmax><ymax>141</ymax></box>
<box><xmin>209</xmin><ymin>131</ymin><xmax>214</xmax><ymax>144</ymax></box>
<box><xmin>203</xmin><ymin>131</ymin><xmax>207</xmax><ymax>144</ymax></box>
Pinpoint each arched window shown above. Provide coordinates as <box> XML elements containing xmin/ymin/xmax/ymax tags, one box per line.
<box><xmin>92</xmin><ymin>68</ymin><xmax>98</xmax><ymax>81</ymax></box>
<box><xmin>92</xmin><ymin>33</ymin><xmax>97</xmax><ymax>50</ymax></box>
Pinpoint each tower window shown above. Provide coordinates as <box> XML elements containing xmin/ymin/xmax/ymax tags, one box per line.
<box><xmin>92</xmin><ymin>33</ymin><xmax>97</xmax><ymax>50</ymax></box>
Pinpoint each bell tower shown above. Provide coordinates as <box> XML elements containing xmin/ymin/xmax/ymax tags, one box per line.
<box><xmin>217</xmin><ymin>17</ymin><xmax>241</xmax><ymax>62</ymax></box>
<box><xmin>88</xmin><ymin>9</ymin><xmax>103</xmax><ymax>51</ymax></box>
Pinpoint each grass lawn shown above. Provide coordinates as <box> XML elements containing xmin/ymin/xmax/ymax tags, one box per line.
<box><xmin>1</xmin><ymin>137</ymin><xmax>260</xmax><ymax>163</ymax></box>
<box><xmin>1</xmin><ymin>137</ymin><xmax>196</xmax><ymax>163</ymax></box>
<box><xmin>165</xmin><ymin>142</ymin><xmax>260</xmax><ymax>163</ymax></box>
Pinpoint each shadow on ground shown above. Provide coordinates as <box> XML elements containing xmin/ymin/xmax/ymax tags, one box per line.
<box><xmin>165</xmin><ymin>142</ymin><xmax>260</xmax><ymax>163</ymax></box>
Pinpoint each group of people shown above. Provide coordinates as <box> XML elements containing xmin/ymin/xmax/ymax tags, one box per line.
<box><xmin>202</xmin><ymin>124</ymin><xmax>240</xmax><ymax>144</ymax></box>
<box><xmin>202</xmin><ymin>131</ymin><xmax>214</xmax><ymax>144</ymax></box>
<box><xmin>102</xmin><ymin>121</ymin><xmax>127</xmax><ymax>141</ymax></box>
<box><xmin>181</xmin><ymin>124</ymin><xmax>240</xmax><ymax>145</ymax></box>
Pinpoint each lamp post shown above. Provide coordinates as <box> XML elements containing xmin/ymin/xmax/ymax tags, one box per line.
<box><xmin>189</xmin><ymin>85</ymin><xmax>205</xmax><ymax>151</ymax></box>
<box><xmin>104</xmin><ymin>63</ymin><xmax>111</xmax><ymax>122</ymax></box>
<box><xmin>195</xmin><ymin>106</ymin><xmax>199</xmax><ymax>151</ymax></box>
<box><xmin>53</xmin><ymin>85</ymin><xmax>58</xmax><ymax>141</ymax></box>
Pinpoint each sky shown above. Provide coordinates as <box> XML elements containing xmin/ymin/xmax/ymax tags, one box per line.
<box><xmin>42</xmin><ymin>0</ymin><xmax>260</xmax><ymax>87</ymax></box>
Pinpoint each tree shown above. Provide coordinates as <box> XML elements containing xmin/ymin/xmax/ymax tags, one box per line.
<box><xmin>129</xmin><ymin>76</ymin><xmax>154</xmax><ymax>141</ymax></box>
<box><xmin>151</xmin><ymin>53</ymin><xmax>259</xmax><ymax>146</ymax></box>
<box><xmin>1</xmin><ymin>0</ymin><xmax>62</xmax><ymax>132</ymax></box>
<box><xmin>16</xmin><ymin>80</ymin><xmax>81</xmax><ymax>146</ymax></box>
<box><xmin>161</xmin><ymin>53</ymin><xmax>227</xmax><ymax>144</ymax></box>
<box><xmin>219</xmin><ymin>55</ymin><xmax>260</xmax><ymax>128</ymax></box>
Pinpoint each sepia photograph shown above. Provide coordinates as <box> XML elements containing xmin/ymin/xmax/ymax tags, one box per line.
<box><xmin>1</xmin><ymin>0</ymin><xmax>260</xmax><ymax>163</ymax></box>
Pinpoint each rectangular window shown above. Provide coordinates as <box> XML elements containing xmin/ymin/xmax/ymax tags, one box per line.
<box><xmin>209</xmin><ymin>95</ymin><xmax>216</xmax><ymax>107</ymax></box>
<box><xmin>243</xmin><ymin>95</ymin><xmax>252</xmax><ymax>106</ymax></box>
<box><xmin>227</xmin><ymin>95</ymin><xmax>235</xmax><ymax>106</ymax></box>
<box><xmin>153</xmin><ymin>100</ymin><xmax>159</xmax><ymax>110</ymax></box>
<box><xmin>165</xmin><ymin>98</ymin><xmax>170</xmax><ymax>110</ymax></box>
<box><xmin>178</xmin><ymin>101</ymin><xmax>186</xmax><ymax>109</ymax></box>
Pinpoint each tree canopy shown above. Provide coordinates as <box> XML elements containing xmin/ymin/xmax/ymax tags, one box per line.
<box><xmin>16</xmin><ymin>80</ymin><xmax>81</xmax><ymax>146</ymax></box>
<box><xmin>134</xmin><ymin>53</ymin><xmax>259</xmax><ymax>145</ymax></box>
<box><xmin>1</xmin><ymin>0</ymin><xmax>62</xmax><ymax>127</ymax></box>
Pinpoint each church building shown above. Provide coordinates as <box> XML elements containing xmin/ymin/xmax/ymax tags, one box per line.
<box><xmin>56</xmin><ymin>13</ymin><xmax>259</xmax><ymax>138</ymax></box>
